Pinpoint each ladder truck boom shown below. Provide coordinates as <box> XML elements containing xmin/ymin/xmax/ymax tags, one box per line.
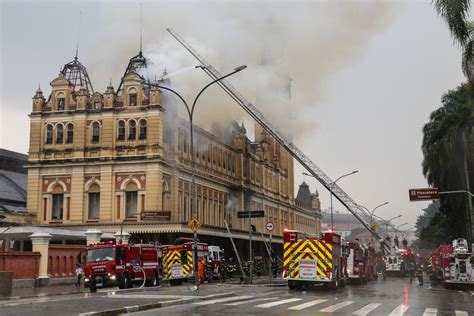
<box><xmin>166</xmin><ymin>28</ymin><xmax>389</xmax><ymax>254</ymax></box>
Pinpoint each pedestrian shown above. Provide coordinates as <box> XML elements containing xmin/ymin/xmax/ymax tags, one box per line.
<box><xmin>271</xmin><ymin>258</ymin><xmax>279</xmax><ymax>278</ymax></box>
<box><xmin>198</xmin><ymin>258</ymin><xmax>205</xmax><ymax>284</ymax></box>
<box><xmin>75</xmin><ymin>263</ymin><xmax>84</xmax><ymax>288</ymax></box>
<box><xmin>205</xmin><ymin>259</ymin><xmax>213</xmax><ymax>283</ymax></box>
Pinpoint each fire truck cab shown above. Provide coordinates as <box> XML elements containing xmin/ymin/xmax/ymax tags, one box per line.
<box><xmin>444</xmin><ymin>239</ymin><xmax>474</xmax><ymax>288</ymax></box>
<box><xmin>83</xmin><ymin>240</ymin><xmax>160</xmax><ymax>292</ymax></box>
<box><xmin>283</xmin><ymin>229</ymin><xmax>346</xmax><ymax>289</ymax></box>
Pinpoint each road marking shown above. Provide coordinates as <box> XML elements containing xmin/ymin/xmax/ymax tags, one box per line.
<box><xmin>256</xmin><ymin>298</ymin><xmax>303</xmax><ymax>308</ymax></box>
<box><xmin>423</xmin><ymin>307</ymin><xmax>437</xmax><ymax>315</ymax></box>
<box><xmin>455</xmin><ymin>311</ymin><xmax>468</xmax><ymax>316</ymax></box>
<box><xmin>388</xmin><ymin>304</ymin><xmax>409</xmax><ymax>316</ymax></box>
<box><xmin>319</xmin><ymin>301</ymin><xmax>354</xmax><ymax>313</ymax></box>
<box><xmin>194</xmin><ymin>295</ymin><xmax>253</xmax><ymax>305</ymax></box>
<box><xmin>107</xmin><ymin>294</ymin><xmax>193</xmax><ymax>299</ymax></box>
<box><xmin>224</xmin><ymin>297</ymin><xmax>278</xmax><ymax>306</ymax></box>
<box><xmin>288</xmin><ymin>299</ymin><xmax>327</xmax><ymax>310</ymax></box>
<box><xmin>352</xmin><ymin>303</ymin><xmax>382</xmax><ymax>315</ymax></box>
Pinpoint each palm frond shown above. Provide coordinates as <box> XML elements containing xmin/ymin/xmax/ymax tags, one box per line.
<box><xmin>433</xmin><ymin>0</ymin><xmax>471</xmax><ymax>46</ymax></box>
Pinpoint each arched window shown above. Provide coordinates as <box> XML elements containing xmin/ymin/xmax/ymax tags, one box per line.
<box><xmin>46</xmin><ymin>124</ymin><xmax>53</xmax><ymax>144</ymax></box>
<box><xmin>66</xmin><ymin>123</ymin><xmax>74</xmax><ymax>143</ymax></box>
<box><xmin>117</xmin><ymin>120</ymin><xmax>125</xmax><ymax>141</ymax></box>
<box><xmin>125</xmin><ymin>182</ymin><xmax>138</xmax><ymax>218</ymax></box>
<box><xmin>51</xmin><ymin>184</ymin><xmax>64</xmax><ymax>220</ymax></box>
<box><xmin>91</xmin><ymin>122</ymin><xmax>100</xmax><ymax>143</ymax></box>
<box><xmin>88</xmin><ymin>183</ymin><xmax>100</xmax><ymax>220</ymax></box>
<box><xmin>93</xmin><ymin>100</ymin><xmax>101</xmax><ymax>110</ymax></box>
<box><xmin>128</xmin><ymin>120</ymin><xmax>136</xmax><ymax>140</ymax></box>
<box><xmin>57</xmin><ymin>93</ymin><xmax>65</xmax><ymax>111</ymax></box>
<box><xmin>129</xmin><ymin>88</ymin><xmax>137</xmax><ymax>106</ymax></box>
<box><xmin>56</xmin><ymin>124</ymin><xmax>64</xmax><ymax>144</ymax></box>
<box><xmin>139</xmin><ymin>119</ymin><xmax>147</xmax><ymax>140</ymax></box>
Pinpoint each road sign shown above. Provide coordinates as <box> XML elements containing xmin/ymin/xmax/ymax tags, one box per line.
<box><xmin>237</xmin><ymin>210</ymin><xmax>265</xmax><ymax>218</ymax></box>
<box><xmin>265</xmin><ymin>222</ymin><xmax>274</xmax><ymax>231</ymax></box>
<box><xmin>188</xmin><ymin>217</ymin><xmax>202</xmax><ymax>232</ymax></box>
<box><xmin>409</xmin><ymin>188</ymin><xmax>439</xmax><ymax>201</ymax></box>
<box><xmin>370</xmin><ymin>223</ymin><xmax>378</xmax><ymax>231</ymax></box>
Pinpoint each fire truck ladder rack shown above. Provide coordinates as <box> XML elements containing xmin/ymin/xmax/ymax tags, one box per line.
<box><xmin>167</xmin><ymin>28</ymin><xmax>390</xmax><ymax>255</ymax></box>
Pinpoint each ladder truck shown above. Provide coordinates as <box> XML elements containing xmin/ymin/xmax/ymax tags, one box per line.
<box><xmin>165</xmin><ymin>29</ymin><xmax>392</xmax><ymax>259</ymax></box>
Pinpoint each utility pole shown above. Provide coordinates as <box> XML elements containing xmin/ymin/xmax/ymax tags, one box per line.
<box><xmin>248</xmin><ymin>211</ymin><xmax>252</xmax><ymax>284</ymax></box>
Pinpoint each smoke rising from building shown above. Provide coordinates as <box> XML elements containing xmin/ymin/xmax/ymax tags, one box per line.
<box><xmin>90</xmin><ymin>1</ymin><xmax>399</xmax><ymax>142</ymax></box>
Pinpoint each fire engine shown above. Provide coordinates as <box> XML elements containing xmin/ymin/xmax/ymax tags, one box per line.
<box><xmin>83</xmin><ymin>240</ymin><xmax>160</xmax><ymax>292</ymax></box>
<box><xmin>207</xmin><ymin>245</ymin><xmax>224</xmax><ymax>279</ymax></box>
<box><xmin>159</xmin><ymin>237</ymin><xmax>209</xmax><ymax>286</ymax></box>
<box><xmin>429</xmin><ymin>238</ymin><xmax>474</xmax><ymax>288</ymax></box>
<box><xmin>283</xmin><ymin>229</ymin><xmax>347</xmax><ymax>289</ymax></box>
<box><xmin>346</xmin><ymin>241</ymin><xmax>377</xmax><ymax>283</ymax></box>
<box><xmin>384</xmin><ymin>238</ymin><xmax>414</xmax><ymax>277</ymax></box>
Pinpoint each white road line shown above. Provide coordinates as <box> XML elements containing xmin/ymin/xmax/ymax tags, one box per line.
<box><xmin>256</xmin><ymin>298</ymin><xmax>303</xmax><ymax>308</ymax></box>
<box><xmin>107</xmin><ymin>294</ymin><xmax>193</xmax><ymax>299</ymax></box>
<box><xmin>224</xmin><ymin>297</ymin><xmax>278</xmax><ymax>306</ymax></box>
<box><xmin>319</xmin><ymin>301</ymin><xmax>354</xmax><ymax>313</ymax></box>
<box><xmin>388</xmin><ymin>304</ymin><xmax>409</xmax><ymax>316</ymax></box>
<box><xmin>288</xmin><ymin>299</ymin><xmax>327</xmax><ymax>311</ymax></box>
<box><xmin>352</xmin><ymin>303</ymin><xmax>382</xmax><ymax>315</ymax></box>
<box><xmin>455</xmin><ymin>311</ymin><xmax>468</xmax><ymax>316</ymax></box>
<box><xmin>423</xmin><ymin>307</ymin><xmax>437</xmax><ymax>316</ymax></box>
<box><xmin>194</xmin><ymin>295</ymin><xmax>253</xmax><ymax>305</ymax></box>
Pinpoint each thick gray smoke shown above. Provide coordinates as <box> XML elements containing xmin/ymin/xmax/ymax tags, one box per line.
<box><xmin>90</xmin><ymin>0</ymin><xmax>399</xmax><ymax>142</ymax></box>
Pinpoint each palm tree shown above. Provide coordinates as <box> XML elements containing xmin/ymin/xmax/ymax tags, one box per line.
<box><xmin>422</xmin><ymin>83</ymin><xmax>474</xmax><ymax>242</ymax></box>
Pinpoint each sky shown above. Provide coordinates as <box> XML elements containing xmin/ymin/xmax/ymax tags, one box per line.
<box><xmin>0</xmin><ymin>0</ymin><xmax>467</xmax><ymax>231</ymax></box>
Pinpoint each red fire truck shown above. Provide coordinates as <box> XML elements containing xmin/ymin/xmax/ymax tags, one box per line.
<box><xmin>428</xmin><ymin>238</ymin><xmax>474</xmax><ymax>289</ymax></box>
<box><xmin>83</xmin><ymin>240</ymin><xmax>160</xmax><ymax>292</ymax></box>
<box><xmin>283</xmin><ymin>229</ymin><xmax>347</xmax><ymax>289</ymax></box>
<box><xmin>346</xmin><ymin>241</ymin><xmax>377</xmax><ymax>283</ymax></box>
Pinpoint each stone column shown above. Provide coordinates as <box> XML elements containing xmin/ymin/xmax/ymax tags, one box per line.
<box><xmin>30</xmin><ymin>232</ymin><xmax>52</xmax><ymax>287</ymax></box>
<box><xmin>84</xmin><ymin>229</ymin><xmax>103</xmax><ymax>245</ymax></box>
<box><xmin>114</xmin><ymin>231</ymin><xmax>130</xmax><ymax>245</ymax></box>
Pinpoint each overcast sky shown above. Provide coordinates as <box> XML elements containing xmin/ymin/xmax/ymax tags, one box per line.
<box><xmin>0</xmin><ymin>0</ymin><xmax>468</xmax><ymax>231</ymax></box>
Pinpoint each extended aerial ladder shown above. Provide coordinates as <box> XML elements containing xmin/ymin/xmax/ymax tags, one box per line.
<box><xmin>167</xmin><ymin>28</ymin><xmax>391</xmax><ymax>255</ymax></box>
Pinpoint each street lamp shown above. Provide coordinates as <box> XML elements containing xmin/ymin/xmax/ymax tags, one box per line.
<box><xmin>371</xmin><ymin>202</ymin><xmax>389</xmax><ymax>218</ymax></box>
<box><xmin>302</xmin><ymin>170</ymin><xmax>358</xmax><ymax>230</ymax></box>
<box><xmin>385</xmin><ymin>215</ymin><xmax>402</xmax><ymax>234</ymax></box>
<box><xmin>395</xmin><ymin>222</ymin><xmax>408</xmax><ymax>233</ymax></box>
<box><xmin>143</xmin><ymin>64</ymin><xmax>246</xmax><ymax>290</ymax></box>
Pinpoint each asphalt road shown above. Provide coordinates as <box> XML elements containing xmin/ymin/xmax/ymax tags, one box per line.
<box><xmin>0</xmin><ymin>277</ymin><xmax>472</xmax><ymax>315</ymax></box>
<box><xmin>133</xmin><ymin>277</ymin><xmax>474</xmax><ymax>316</ymax></box>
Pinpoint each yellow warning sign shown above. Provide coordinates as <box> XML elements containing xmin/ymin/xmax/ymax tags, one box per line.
<box><xmin>188</xmin><ymin>218</ymin><xmax>202</xmax><ymax>232</ymax></box>
<box><xmin>370</xmin><ymin>223</ymin><xmax>378</xmax><ymax>231</ymax></box>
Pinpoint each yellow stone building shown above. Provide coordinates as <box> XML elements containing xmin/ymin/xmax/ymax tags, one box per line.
<box><xmin>26</xmin><ymin>52</ymin><xmax>321</xmax><ymax>254</ymax></box>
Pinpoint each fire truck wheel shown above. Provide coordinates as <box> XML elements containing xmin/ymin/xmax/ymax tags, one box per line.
<box><xmin>119</xmin><ymin>273</ymin><xmax>132</xmax><ymax>289</ymax></box>
<box><xmin>146</xmin><ymin>272</ymin><xmax>159</xmax><ymax>287</ymax></box>
<box><xmin>89</xmin><ymin>285</ymin><xmax>97</xmax><ymax>293</ymax></box>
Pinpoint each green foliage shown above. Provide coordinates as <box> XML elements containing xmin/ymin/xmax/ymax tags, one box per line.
<box><xmin>415</xmin><ymin>201</ymin><xmax>440</xmax><ymax>236</ymax></box>
<box><xmin>421</xmin><ymin>83</ymin><xmax>474</xmax><ymax>243</ymax></box>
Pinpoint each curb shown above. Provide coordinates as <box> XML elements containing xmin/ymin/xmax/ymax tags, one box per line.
<box><xmin>78</xmin><ymin>292</ymin><xmax>235</xmax><ymax>316</ymax></box>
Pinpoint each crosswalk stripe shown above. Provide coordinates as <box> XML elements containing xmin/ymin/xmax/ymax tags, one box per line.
<box><xmin>194</xmin><ymin>295</ymin><xmax>253</xmax><ymax>305</ymax></box>
<box><xmin>256</xmin><ymin>298</ymin><xmax>303</xmax><ymax>308</ymax></box>
<box><xmin>423</xmin><ymin>307</ymin><xmax>437</xmax><ymax>315</ymax></box>
<box><xmin>353</xmin><ymin>303</ymin><xmax>382</xmax><ymax>315</ymax></box>
<box><xmin>287</xmin><ymin>299</ymin><xmax>327</xmax><ymax>311</ymax></box>
<box><xmin>224</xmin><ymin>297</ymin><xmax>278</xmax><ymax>306</ymax></box>
<box><xmin>319</xmin><ymin>301</ymin><xmax>354</xmax><ymax>313</ymax></box>
<box><xmin>455</xmin><ymin>311</ymin><xmax>468</xmax><ymax>316</ymax></box>
<box><xmin>388</xmin><ymin>304</ymin><xmax>409</xmax><ymax>316</ymax></box>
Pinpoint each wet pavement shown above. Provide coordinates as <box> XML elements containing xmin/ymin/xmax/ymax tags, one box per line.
<box><xmin>1</xmin><ymin>276</ymin><xmax>472</xmax><ymax>315</ymax></box>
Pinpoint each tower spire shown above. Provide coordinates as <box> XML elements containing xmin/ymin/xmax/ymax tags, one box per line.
<box><xmin>139</xmin><ymin>2</ymin><xmax>143</xmax><ymax>53</ymax></box>
<box><xmin>75</xmin><ymin>11</ymin><xmax>83</xmax><ymax>59</ymax></box>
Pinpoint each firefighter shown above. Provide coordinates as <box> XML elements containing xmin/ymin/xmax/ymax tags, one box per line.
<box><xmin>198</xmin><ymin>258</ymin><xmax>205</xmax><ymax>284</ymax></box>
<box><xmin>271</xmin><ymin>257</ymin><xmax>279</xmax><ymax>278</ymax></box>
<box><xmin>239</xmin><ymin>261</ymin><xmax>251</xmax><ymax>284</ymax></box>
<box><xmin>254</xmin><ymin>257</ymin><xmax>263</xmax><ymax>277</ymax></box>
<box><xmin>205</xmin><ymin>259</ymin><xmax>213</xmax><ymax>283</ymax></box>
<box><xmin>220</xmin><ymin>258</ymin><xmax>227</xmax><ymax>282</ymax></box>
<box><xmin>226</xmin><ymin>257</ymin><xmax>236</xmax><ymax>280</ymax></box>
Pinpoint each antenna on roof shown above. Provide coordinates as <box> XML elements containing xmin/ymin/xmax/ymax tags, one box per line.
<box><xmin>75</xmin><ymin>11</ymin><xmax>83</xmax><ymax>59</ymax></box>
<box><xmin>139</xmin><ymin>2</ymin><xmax>143</xmax><ymax>53</ymax></box>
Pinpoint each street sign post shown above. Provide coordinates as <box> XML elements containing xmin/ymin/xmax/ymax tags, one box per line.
<box><xmin>237</xmin><ymin>210</ymin><xmax>265</xmax><ymax>218</ymax></box>
<box><xmin>409</xmin><ymin>188</ymin><xmax>439</xmax><ymax>201</ymax></box>
<box><xmin>265</xmin><ymin>222</ymin><xmax>274</xmax><ymax>231</ymax></box>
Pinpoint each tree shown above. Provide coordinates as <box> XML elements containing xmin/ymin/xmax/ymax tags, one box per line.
<box><xmin>415</xmin><ymin>201</ymin><xmax>440</xmax><ymax>236</ymax></box>
<box><xmin>421</xmin><ymin>83</ymin><xmax>474</xmax><ymax>242</ymax></box>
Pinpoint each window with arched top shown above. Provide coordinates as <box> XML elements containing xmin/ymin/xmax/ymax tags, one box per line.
<box><xmin>91</xmin><ymin>122</ymin><xmax>100</xmax><ymax>143</ymax></box>
<box><xmin>88</xmin><ymin>183</ymin><xmax>100</xmax><ymax>220</ymax></box>
<box><xmin>93</xmin><ymin>100</ymin><xmax>101</xmax><ymax>110</ymax></box>
<box><xmin>66</xmin><ymin>123</ymin><xmax>73</xmax><ymax>143</ymax></box>
<box><xmin>125</xmin><ymin>181</ymin><xmax>138</xmax><ymax>218</ymax></box>
<box><xmin>128</xmin><ymin>120</ymin><xmax>136</xmax><ymax>140</ymax></box>
<box><xmin>51</xmin><ymin>184</ymin><xmax>64</xmax><ymax>220</ymax></box>
<box><xmin>46</xmin><ymin>124</ymin><xmax>53</xmax><ymax>144</ymax></box>
<box><xmin>56</xmin><ymin>124</ymin><xmax>64</xmax><ymax>144</ymax></box>
<box><xmin>57</xmin><ymin>93</ymin><xmax>65</xmax><ymax>111</ymax></box>
<box><xmin>117</xmin><ymin>120</ymin><xmax>125</xmax><ymax>141</ymax></box>
<box><xmin>139</xmin><ymin>119</ymin><xmax>147</xmax><ymax>140</ymax></box>
<box><xmin>129</xmin><ymin>87</ymin><xmax>138</xmax><ymax>106</ymax></box>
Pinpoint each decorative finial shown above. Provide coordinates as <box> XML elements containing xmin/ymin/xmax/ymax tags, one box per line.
<box><xmin>75</xmin><ymin>11</ymin><xmax>83</xmax><ymax>60</ymax></box>
<box><xmin>139</xmin><ymin>2</ymin><xmax>143</xmax><ymax>53</ymax></box>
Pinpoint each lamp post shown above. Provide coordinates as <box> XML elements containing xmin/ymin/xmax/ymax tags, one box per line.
<box><xmin>395</xmin><ymin>222</ymin><xmax>408</xmax><ymax>234</ymax></box>
<box><xmin>143</xmin><ymin>64</ymin><xmax>246</xmax><ymax>290</ymax></box>
<box><xmin>385</xmin><ymin>215</ymin><xmax>402</xmax><ymax>234</ymax></box>
<box><xmin>358</xmin><ymin>201</ymin><xmax>389</xmax><ymax>246</ymax></box>
<box><xmin>303</xmin><ymin>170</ymin><xmax>358</xmax><ymax>231</ymax></box>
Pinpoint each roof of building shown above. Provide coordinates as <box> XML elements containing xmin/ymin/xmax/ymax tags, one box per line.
<box><xmin>295</xmin><ymin>181</ymin><xmax>312</xmax><ymax>209</ymax></box>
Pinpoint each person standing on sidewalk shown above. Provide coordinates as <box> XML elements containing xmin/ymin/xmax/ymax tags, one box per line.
<box><xmin>75</xmin><ymin>263</ymin><xmax>84</xmax><ymax>288</ymax></box>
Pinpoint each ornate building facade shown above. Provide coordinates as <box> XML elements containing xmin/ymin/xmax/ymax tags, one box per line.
<box><xmin>26</xmin><ymin>52</ymin><xmax>321</xmax><ymax>251</ymax></box>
